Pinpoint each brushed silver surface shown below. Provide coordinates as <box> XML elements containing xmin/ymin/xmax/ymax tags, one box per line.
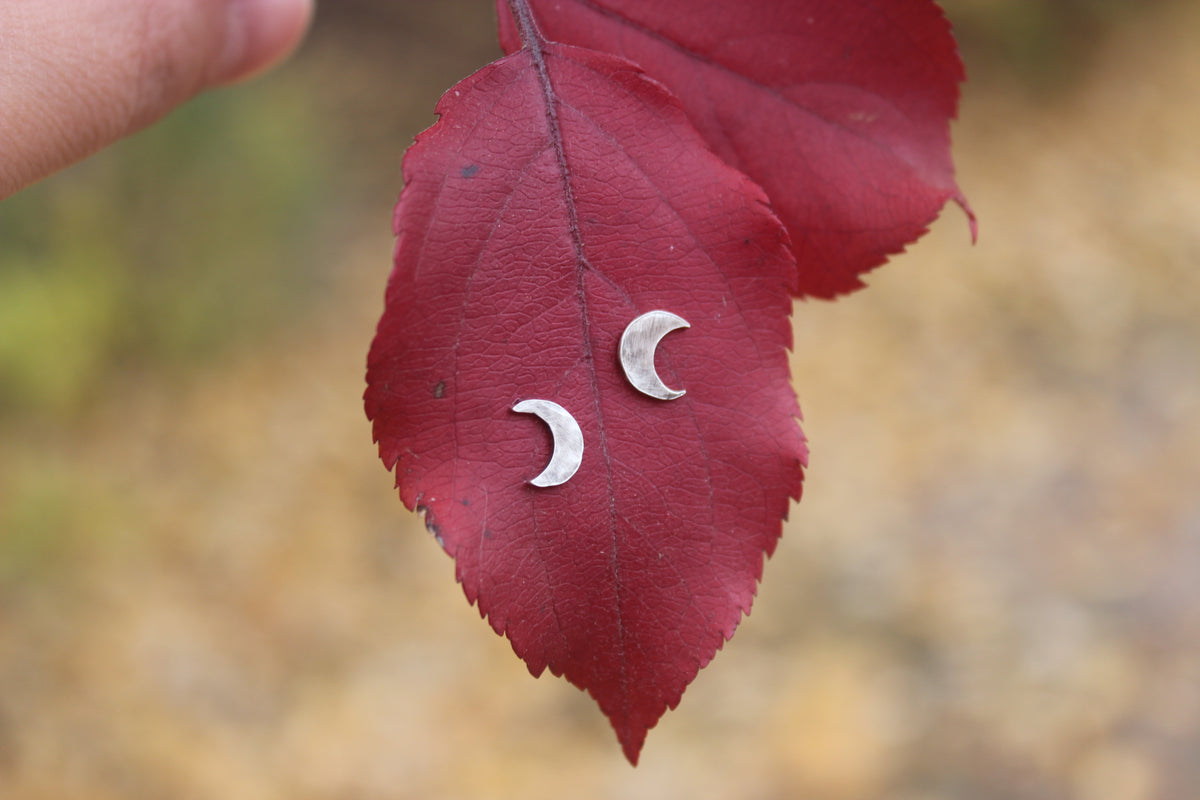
<box><xmin>512</xmin><ymin>399</ymin><xmax>584</xmax><ymax>487</ymax></box>
<box><xmin>619</xmin><ymin>310</ymin><xmax>690</xmax><ymax>400</ymax></box>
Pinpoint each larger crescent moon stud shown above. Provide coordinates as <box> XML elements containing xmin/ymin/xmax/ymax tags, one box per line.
<box><xmin>620</xmin><ymin>310</ymin><xmax>690</xmax><ymax>400</ymax></box>
<box><xmin>512</xmin><ymin>399</ymin><xmax>584</xmax><ymax>487</ymax></box>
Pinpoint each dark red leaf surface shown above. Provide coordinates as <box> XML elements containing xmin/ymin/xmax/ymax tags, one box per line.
<box><xmin>364</xmin><ymin>29</ymin><xmax>805</xmax><ymax>761</ymax></box>
<box><xmin>497</xmin><ymin>0</ymin><xmax>975</xmax><ymax>298</ymax></box>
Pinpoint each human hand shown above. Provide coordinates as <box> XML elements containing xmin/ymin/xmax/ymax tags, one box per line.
<box><xmin>0</xmin><ymin>0</ymin><xmax>314</xmax><ymax>199</ymax></box>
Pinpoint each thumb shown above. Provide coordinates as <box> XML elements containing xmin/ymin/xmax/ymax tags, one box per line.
<box><xmin>0</xmin><ymin>0</ymin><xmax>314</xmax><ymax>198</ymax></box>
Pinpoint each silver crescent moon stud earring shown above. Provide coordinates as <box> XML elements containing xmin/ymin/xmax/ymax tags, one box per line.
<box><xmin>512</xmin><ymin>399</ymin><xmax>584</xmax><ymax>487</ymax></box>
<box><xmin>620</xmin><ymin>310</ymin><xmax>690</xmax><ymax>400</ymax></box>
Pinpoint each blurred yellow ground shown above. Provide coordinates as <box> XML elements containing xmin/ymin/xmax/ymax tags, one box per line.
<box><xmin>1</xmin><ymin>2</ymin><xmax>1198</xmax><ymax>798</ymax></box>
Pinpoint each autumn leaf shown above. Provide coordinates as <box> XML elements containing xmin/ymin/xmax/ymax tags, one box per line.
<box><xmin>496</xmin><ymin>0</ymin><xmax>976</xmax><ymax>298</ymax></box>
<box><xmin>364</xmin><ymin>7</ymin><xmax>805</xmax><ymax>763</ymax></box>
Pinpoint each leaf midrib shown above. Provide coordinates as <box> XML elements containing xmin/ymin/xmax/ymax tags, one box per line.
<box><xmin>510</xmin><ymin>0</ymin><xmax>631</xmax><ymax>720</ymax></box>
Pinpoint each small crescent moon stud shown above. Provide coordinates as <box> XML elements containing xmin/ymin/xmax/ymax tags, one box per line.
<box><xmin>619</xmin><ymin>310</ymin><xmax>690</xmax><ymax>400</ymax></box>
<box><xmin>512</xmin><ymin>399</ymin><xmax>584</xmax><ymax>487</ymax></box>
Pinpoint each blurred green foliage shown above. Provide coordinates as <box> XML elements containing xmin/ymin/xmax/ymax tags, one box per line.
<box><xmin>0</xmin><ymin>77</ymin><xmax>329</xmax><ymax>419</ymax></box>
<box><xmin>0</xmin><ymin>455</ymin><xmax>107</xmax><ymax>590</ymax></box>
<box><xmin>944</xmin><ymin>0</ymin><xmax>1172</xmax><ymax>88</ymax></box>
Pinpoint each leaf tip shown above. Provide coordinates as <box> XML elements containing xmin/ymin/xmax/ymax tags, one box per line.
<box><xmin>617</xmin><ymin>726</ymin><xmax>647</xmax><ymax>767</ymax></box>
<box><xmin>954</xmin><ymin>191</ymin><xmax>979</xmax><ymax>244</ymax></box>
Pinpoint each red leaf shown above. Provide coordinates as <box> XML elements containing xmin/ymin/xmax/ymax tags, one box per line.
<box><xmin>496</xmin><ymin>0</ymin><xmax>976</xmax><ymax>298</ymax></box>
<box><xmin>364</xmin><ymin>23</ymin><xmax>805</xmax><ymax>762</ymax></box>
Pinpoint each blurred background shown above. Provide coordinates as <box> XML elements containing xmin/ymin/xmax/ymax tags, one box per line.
<box><xmin>1</xmin><ymin>1</ymin><xmax>1197</xmax><ymax>797</ymax></box>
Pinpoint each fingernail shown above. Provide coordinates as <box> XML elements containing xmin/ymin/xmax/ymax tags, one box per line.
<box><xmin>217</xmin><ymin>0</ymin><xmax>314</xmax><ymax>85</ymax></box>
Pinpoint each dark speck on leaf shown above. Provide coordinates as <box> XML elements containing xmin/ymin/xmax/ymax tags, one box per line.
<box><xmin>433</xmin><ymin>381</ymin><xmax>446</xmax><ymax>398</ymax></box>
<box><xmin>483</xmin><ymin>529</ymin><xmax>494</xmax><ymax>540</ymax></box>
<box><xmin>461</xmin><ymin>498</ymin><xmax>470</xmax><ymax>506</ymax></box>
<box><xmin>461</xmin><ymin>164</ymin><xmax>480</xmax><ymax>178</ymax></box>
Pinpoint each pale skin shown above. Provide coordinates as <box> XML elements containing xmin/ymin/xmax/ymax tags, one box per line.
<box><xmin>0</xmin><ymin>0</ymin><xmax>314</xmax><ymax>200</ymax></box>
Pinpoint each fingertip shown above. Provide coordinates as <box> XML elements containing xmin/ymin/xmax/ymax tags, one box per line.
<box><xmin>216</xmin><ymin>0</ymin><xmax>315</xmax><ymax>86</ymax></box>
<box><xmin>0</xmin><ymin>0</ymin><xmax>317</xmax><ymax>198</ymax></box>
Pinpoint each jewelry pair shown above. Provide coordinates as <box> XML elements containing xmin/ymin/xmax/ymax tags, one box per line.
<box><xmin>514</xmin><ymin>310</ymin><xmax>689</xmax><ymax>487</ymax></box>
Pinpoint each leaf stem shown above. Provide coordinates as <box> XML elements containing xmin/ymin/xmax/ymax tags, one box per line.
<box><xmin>506</xmin><ymin>0</ymin><xmax>545</xmax><ymax>51</ymax></box>
<box><xmin>503</xmin><ymin>0</ymin><xmax>582</xmax><ymax>271</ymax></box>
